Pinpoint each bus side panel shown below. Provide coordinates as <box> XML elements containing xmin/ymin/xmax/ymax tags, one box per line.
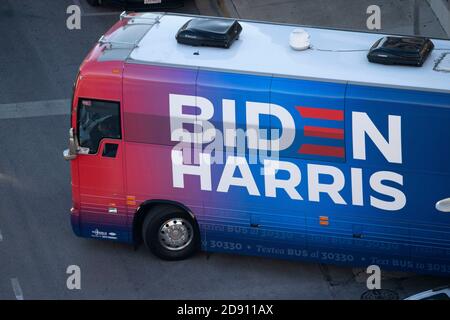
<box><xmin>346</xmin><ymin>85</ymin><xmax>450</xmax><ymax>275</ymax></box>
<box><xmin>270</xmin><ymin>77</ymin><xmax>352</xmax><ymax>263</ymax></box>
<box><xmin>196</xmin><ymin>70</ymin><xmax>278</xmax><ymax>255</ymax></box>
<box><xmin>122</xmin><ymin>64</ymin><xmax>205</xmax><ymax>244</ymax></box>
<box><xmin>74</xmin><ymin>62</ymin><xmax>129</xmax><ymax>242</ymax></box>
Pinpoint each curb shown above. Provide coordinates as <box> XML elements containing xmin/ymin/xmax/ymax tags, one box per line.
<box><xmin>194</xmin><ymin>0</ymin><xmax>240</xmax><ymax>18</ymax></box>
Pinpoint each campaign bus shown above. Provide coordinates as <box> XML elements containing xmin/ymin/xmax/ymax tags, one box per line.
<box><xmin>64</xmin><ymin>12</ymin><xmax>450</xmax><ymax>276</ymax></box>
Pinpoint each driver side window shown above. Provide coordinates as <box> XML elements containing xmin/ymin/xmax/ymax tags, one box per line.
<box><xmin>77</xmin><ymin>99</ymin><xmax>121</xmax><ymax>154</ymax></box>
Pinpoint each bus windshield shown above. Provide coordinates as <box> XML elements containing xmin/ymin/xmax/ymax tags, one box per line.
<box><xmin>77</xmin><ymin>99</ymin><xmax>121</xmax><ymax>154</ymax></box>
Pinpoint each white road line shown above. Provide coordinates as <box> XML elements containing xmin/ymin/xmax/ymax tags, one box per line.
<box><xmin>0</xmin><ymin>99</ymin><xmax>70</xmax><ymax>120</ymax></box>
<box><xmin>0</xmin><ymin>229</ymin><xmax>3</xmax><ymax>242</ymax></box>
<box><xmin>11</xmin><ymin>278</ymin><xmax>24</xmax><ymax>300</ymax></box>
<box><xmin>82</xmin><ymin>12</ymin><xmax>122</xmax><ymax>17</ymax></box>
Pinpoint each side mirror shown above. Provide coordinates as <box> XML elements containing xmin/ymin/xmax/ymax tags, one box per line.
<box><xmin>436</xmin><ymin>198</ymin><xmax>450</xmax><ymax>213</ymax></box>
<box><xmin>63</xmin><ymin>128</ymin><xmax>79</xmax><ymax>161</ymax></box>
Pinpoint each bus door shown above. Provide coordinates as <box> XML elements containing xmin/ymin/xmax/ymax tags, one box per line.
<box><xmin>75</xmin><ymin>98</ymin><xmax>128</xmax><ymax>242</ymax></box>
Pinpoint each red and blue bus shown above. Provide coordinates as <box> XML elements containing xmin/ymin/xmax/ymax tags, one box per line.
<box><xmin>64</xmin><ymin>12</ymin><xmax>450</xmax><ymax>276</ymax></box>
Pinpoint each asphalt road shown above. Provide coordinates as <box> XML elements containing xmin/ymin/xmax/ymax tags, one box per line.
<box><xmin>0</xmin><ymin>0</ymin><xmax>448</xmax><ymax>300</ymax></box>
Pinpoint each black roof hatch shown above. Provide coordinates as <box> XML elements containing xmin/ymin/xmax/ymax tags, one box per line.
<box><xmin>367</xmin><ymin>36</ymin><xmax>434</xmax><ymax>67</ymax></box>
<box><xmin>176</xmin><ymin>18</ymin><xmax>243</xmax><ymax>49</ymax></box>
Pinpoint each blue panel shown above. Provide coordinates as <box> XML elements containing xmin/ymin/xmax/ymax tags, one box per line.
<box><xmin>197</xmin><ymin>70</ymin><xmax>272</xmax><ymax>154</ymax></box>
<box><xmin>197</xmin><ymin>70</ymin><xmax>277</xmax><ymax>245</ymax></box>
<box><xmin>346</xmin><ymin>84</ymin><xmax>450</xmax><ymax>263</ymax></box>
<box><xmin>346</xmin><ymin>85</ymin><xmax>450</xmax><ymax>173</ymax></box>
<box><xmin>271</xmin><ymin>77</ymin><xmax>347</xmax><ymax>163</ymax></box>
<box><xmin>195</xmin><ymin>72</ymin><xmax>450</xmax><ymax>276</ymax></box>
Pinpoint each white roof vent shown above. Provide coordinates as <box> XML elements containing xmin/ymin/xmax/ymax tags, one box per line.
<box><xmin>289</xmin><ymin>28</ymin><xmax>310</xmax><ymax>51</ymax></box>
<box><xmin>434</xmin><ymin>53</ymin><xmax>450</xmax><ymax>73</ymax></box>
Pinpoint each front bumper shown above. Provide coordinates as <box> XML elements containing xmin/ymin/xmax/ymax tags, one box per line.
<box><xmin>70</xmin><ymin>207</ymin><xmax>82</xmax><ymax>237</ymax></box>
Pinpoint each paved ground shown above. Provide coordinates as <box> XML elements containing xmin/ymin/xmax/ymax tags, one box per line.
<box><xmin>199</xmin><ymin>0</ymin><xmax>448</xmax><ymax>39</ymax></box>
<box><xmin>0</xmin><ymin>0</ymin><xmax>448</xmax><ymax>300</ymax></box>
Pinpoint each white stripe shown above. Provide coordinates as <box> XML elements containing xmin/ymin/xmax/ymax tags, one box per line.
<box><xmin>0</xmin><ymin>229</ymin><xmax>3</xmax><ymax>242</ymax></box>
<box><xmin>11</xmin><ymin>278</ymin><xmax>24</xmax><ymax>300</ymax></box>
<box><xmin>0</xmin><ymin>99</ymin><xmax>70</xmax><ymax>120</ymax></box>
<box><xmin>82</xmin><ymin>12</ymin><xmax>122</xmax><ymax>17</ymax></box>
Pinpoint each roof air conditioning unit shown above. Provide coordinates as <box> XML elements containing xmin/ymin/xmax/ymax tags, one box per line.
<box><xmin>367</xmin><ymin>36</ymin><xmax>434</xmax><ymax>67</ymax></box>
<box><xmin>176</xmin><ymin>18</ymin><xmax>242</xmax><ymax>49</ymax></box>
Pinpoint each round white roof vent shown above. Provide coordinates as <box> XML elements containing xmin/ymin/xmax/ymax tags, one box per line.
<box><xmin>290</xmin><ymin>28</ymin><xmax>310</xmax><ymax>51</ymax></box>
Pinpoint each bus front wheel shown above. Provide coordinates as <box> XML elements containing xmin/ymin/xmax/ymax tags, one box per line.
<box><xmin>142</xmin><ymin>206</ymin><xmax>199</xmax><ymax>260</ymax></box>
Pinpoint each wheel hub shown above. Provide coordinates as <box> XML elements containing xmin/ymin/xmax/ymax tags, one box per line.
<box><xmin>158</xmin><ymin>218</ymin><xmax>193</xmax><ymax>251</ymax></box>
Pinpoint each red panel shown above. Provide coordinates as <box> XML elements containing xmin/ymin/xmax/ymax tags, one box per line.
<box><xmin>297</xmin><ymin>106</ymin><xmax>344</xmax><ymax>121</ymax></box>
<box><xmin>298</xmin><ymin>144</ymin><xmax>345</xmax><ymax>158</ymax></box>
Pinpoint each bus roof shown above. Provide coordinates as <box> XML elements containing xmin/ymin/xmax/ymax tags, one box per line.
<box><xmin>116</xmin><ymin>13</ymin><xmax>450</xmax><ymax>93</ymax></box>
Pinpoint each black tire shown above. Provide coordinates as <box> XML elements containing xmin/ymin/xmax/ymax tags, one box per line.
<box><xmin>86</xmin><ymin>0</ymin><xmax>101</xmax><ymax>6</ymax></box>
<box><xmin>142</xmin><ymin>205</ymin><xmax>199</xmax><ymax>261</ymax></box>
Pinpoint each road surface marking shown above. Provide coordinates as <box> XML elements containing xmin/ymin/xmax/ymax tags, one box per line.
<box><xmin>0</xmin><ymin>99</ymin><xmax>70</xmax><ymax>120</ymax></box>
<box><xmin>83</xmin><ymin>12</ymin><xmax>123</xmax><ymax>17</ymax></box>
<box><xmin>0</xmin><ymin>229</ymin><xmax>3</xmax><ymax>242</ymax></box>
<box><xmin>11</xmin><ymin>278</ymin><xmax>24</xmax><ymax>300</ymax></box>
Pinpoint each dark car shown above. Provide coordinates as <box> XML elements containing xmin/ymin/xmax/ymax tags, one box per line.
<box><xmin>86</xmin><ymin>0</ymin><xmax>184</xmax><ymax>10</ymax></box>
